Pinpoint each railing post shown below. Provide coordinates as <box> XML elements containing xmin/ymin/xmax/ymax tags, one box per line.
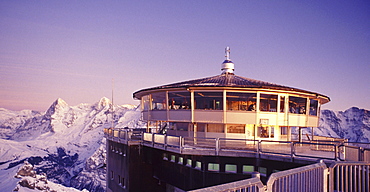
<box><xmin>152</xmin><ymin>133</ymin><xmax>155</xmax><ymax>147</ymax></box>
<box><xmin>256</xmin><ymin>140</ymin><xmax>261</xmax><ymax>158</ymax></box>
<box><xmin>179</xmin><ymin>136</ymin><xmax>183</xmax><ymax>153</ymax></box>
<box><xmin>164</xmin><ymin>134</ymin><xmax>168</xmax><ymax>150</ymax></box>
<box><xmin>359</xmin><ymin>147</ymin><xmax>364</xmax><ymax>161</ymax></box>
<box><xmin>215</xmin><ymin>138</ymin><xmax>220</xmax><ymax>156</ymax></box>
<box><xmin>291</xmin><ymin>141</ymin><xmax>295</xmax><ymax>161</ymax></box>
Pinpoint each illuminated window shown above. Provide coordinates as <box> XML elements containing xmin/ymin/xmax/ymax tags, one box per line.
<box><xmin>243</xmin><ymin>165</ymin><xmax>254</xmax><ymax>173</ymax></box>
<box><xmin>194</xmin><ymin>92</ymin><xmax>223</xmax><ymax>110</ymax></box>
<box><xmin>258</xmin><ymin>126</ymin><xmax>274</xmax><ymax>138</ymax></box>
<box><xmin>260</xmin><ymin>94</ymin><xmax>278</xmax><ymax>112</ymax></box>
<box><xmin>208</xmin><ymin>163</ymin><xmax>220</xmax><ymax>172</ymax></box>
<box><xmin>168</xmin><ymin>92</ymin><xmax>191</xmax><ymax>110</ymax></box>
<box><xmin>227</xmin><ymin>124</ymin><xmax>245</xmax><ymax>133</ymax></box>
<box><xmin>171</xmin><ymin>155</ymin><xmax>176</xmax><ymax>162</ymax></box>
<box><xmin>195</xmin><ymin>161</ymin><xmax>202</xmax><ymax>169</ymax></box>
<box><xmin>178</xmin><ymin>157</ymin><xmax>183</xmax><ymax>165</ymax></box>
<box><xmin>227</xmin><ymin>92</ymin><xmax>257</xmax><ymax>111</ymax></box>
<box><xmin>289</xmin><ymin>96</ymin><xmax>307</xmax><ymax>114</ymax></box>
<box><xmin>151</xmin><ymin>92</ymin><xmax>166</xmax><ymax>110</ymax></box>
<box><xmin>186</xmin><ymin>159</ymin><xmax>192</xmax><ymax>167</ymax></box>
<box><xmin>225</xmin><ymin>164</ymin><xmax>237</xmax><ymax>173</ymax></box>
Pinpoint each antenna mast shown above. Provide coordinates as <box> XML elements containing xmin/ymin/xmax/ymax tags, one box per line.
<box><xmin>111</xmin><ymin>78</ymin><xmax>114</xmax><ymax>128</ymax></box>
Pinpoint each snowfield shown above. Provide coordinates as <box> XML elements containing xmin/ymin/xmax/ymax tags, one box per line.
<box><xmin>0</xmin><ymin>98</ymin><xmax>368</xmax><ymax>191</ymax></box>
<box><xmin>0</xmin><ymin>97</ymin><xmax>144</xmax><ymax>192</ymax></box>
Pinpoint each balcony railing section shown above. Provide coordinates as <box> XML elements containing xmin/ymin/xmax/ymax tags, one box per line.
<box><xmin>104</xmin><ymin>128</ymin><xmax>370</xmax><ymax>162</ymax></box>
<box><xmin>192</xmin><ymin>161</ymin><xmax>370</xmax><ymax>192</ymax></box>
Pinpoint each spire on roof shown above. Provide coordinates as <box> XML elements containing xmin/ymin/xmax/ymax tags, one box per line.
<box><xmin>221</xmin><ymin>47</ymin><xmax>234</xmax><ymax>75</ymax></box>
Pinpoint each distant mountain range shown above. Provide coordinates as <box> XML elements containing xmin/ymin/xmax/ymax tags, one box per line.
<box><xmin>0</xmin><ymin>98</ymin><xmax>368</xmax><ymax>191</ymax></box>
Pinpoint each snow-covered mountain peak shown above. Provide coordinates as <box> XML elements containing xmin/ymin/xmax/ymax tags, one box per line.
<box><xmin>45</xmin><ymin>98</ymin><xmax>69</xmax><ymax>118</ymax></box>
<box><xmin>95</xmin><ymin>97</ymin><xmax>112</xmax><ymax>110</ymax></box>
<box><xmin>318</xmin><ymin>107</ymin><xmax>370</xmax><ymax>142</ymax></box>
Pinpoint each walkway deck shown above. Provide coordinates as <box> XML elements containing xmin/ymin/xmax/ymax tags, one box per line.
<box><xmin>104</xmin><ymin>128</ymin><xmax>370</xmax><ymax>164</ymax></box>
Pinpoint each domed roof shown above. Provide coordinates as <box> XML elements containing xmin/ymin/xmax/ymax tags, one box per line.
<box><xmin>133</xmin><ymin>73</ymin><xmax>330</xmax><ymax>103</ymax></box>
<box><xmin>133</xmin><ymin>47</ymin><xmax>330</xmax><ymax>104</ymax></box>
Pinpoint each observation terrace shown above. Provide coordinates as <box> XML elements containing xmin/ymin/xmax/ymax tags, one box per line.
<box><xmin>104</xmin><ymin>128</ymin><xmax>370</xmax><ymax>164</ymax></box>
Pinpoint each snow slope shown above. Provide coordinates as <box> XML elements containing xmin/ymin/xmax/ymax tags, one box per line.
<box><xmin>0</xmin><ymin>97</ymin><xmax>144</xmax><ymax>191</ymax></box>
<box><xmin>0</xmin><ymin>99</ymin><xmax>368</xmax><ymax>191</ymax></box>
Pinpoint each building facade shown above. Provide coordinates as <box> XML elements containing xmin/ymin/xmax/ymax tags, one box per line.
<box><xmin>133</xmin><ymin>47</ymin><xmax>330</xmax><ymax>141</ymax></box>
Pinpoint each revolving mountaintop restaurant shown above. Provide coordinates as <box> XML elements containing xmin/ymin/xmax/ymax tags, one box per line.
<box><xmin>133</xmin><ymin>47</ymin><xmax>330</xmax><ymax>141</ymax></box>
<box><xmin>106</xmin><ymin>48</ymin><xmax>370</xmax><ymax>192</ymax></box>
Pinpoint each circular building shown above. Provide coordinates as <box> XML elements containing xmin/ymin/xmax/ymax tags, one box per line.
<box><xmin>133</xmin><ymin>48</ymin><xmax>330</xmax><ymax>141</ymax></box>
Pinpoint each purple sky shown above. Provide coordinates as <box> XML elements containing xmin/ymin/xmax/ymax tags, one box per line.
<box><xmin>0</xmin><ymin>1</ymin><xmax>369</xmax><ymax>112</ymax></box>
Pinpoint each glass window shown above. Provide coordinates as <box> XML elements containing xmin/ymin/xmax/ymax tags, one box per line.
<box><xmin>195</xmin><ymin>161</ymin><xmax>202</xmax><ymax>169</ymax></box>
<box><xmin>225</xmin><ymin>164</ymin><xmax>237</xmax><ymax>173</ymax></box>
<box><xmin>178</xmin><ymin>157</ymin><xmax>183</xmax><ymax>165</ymax></box>
<box><xmin>186</xmin><ymin>159</ymin><xmax>192</xmax><ymax>167</ymax></box>
<box><xmin>280</xmin><ymin>126</ymin><xmax>288</xmax><ymax>135</ymax></box>
<box><xmin>197</xmin><ymin>123</ymin><xmax>206</xmax><ymax>132</ymax></box>
<box><xmin>208</xmin><ymin>163</ymin><xmax>220</xmax><ymax>172</ymax></box>
<box><xmin>260</xmin><ymin>94</ymin><xmax>278</xmax><ymax>112</ymax></box>
<box><xmin>163</xmin><ymin>153</ymin><xmax>168</xmax><ymax>160</ymax></box>
<box><xmin>142</xmin><ymin>95</ymin><xmax>150</xmax><ymax>111</ymax></box>
<box><xmin>171</xmin><ymin>155</ymin><xmax>176</xmax><ymax>162</ymax></box>
<box><xmin>243</xmin><ymin>165</ymin><xmax>254</xmax><ymax>173</ymax></box>
<box><xmin>280</xmin><ymin>96</ymin><xmax>285</xmax><ymax>113</ymax></box>
<box><xmin>207</xmin><ymin>124</ymin><xmax>224</xmax><ymax>133</ymax></box>
<box><xmin>258</xmin><ymin>126</ymin><xmax>274</xmax><ymax>138</ymax></box>
<box><xmin>227</xmin><ymin>124</ymin><xmax>245</xmax><ymax>133</ymax></box>
<box><xmin>168</xmin><ymin>92</ymin><xmax>191</xmax><ymax>110</ymax></box>
<box><xmin>151</xmin><ymin>92</ymin><xmax>166</xmax><ymax>110</ymax></box>
<box><xmin>226</xmin><ymin>92</ymin><xmax>257</xmax><ymax>111</ymax></box>
<box><xmin>309</xmin><ymin>99</ymin><xmax>318</xmax><ymax>116</ymax></box>
<box><xmin>289</xmin><ymin>96</ymin><xmax>307</xmax><ymax>114</ymax></box>
<box><xmin>170</xmin><ymin>122</ymin><xmax>189</xmax><ymax>131</ymax></box>
<box><xmin>194</xmin><ymin>92</ymin><xmax>223</xmax><ymax>110</ymax></box>
<box><xmin>259</xmin><ymin>167</ymin><xmax>267</xmax><ymax>175</ymax></box>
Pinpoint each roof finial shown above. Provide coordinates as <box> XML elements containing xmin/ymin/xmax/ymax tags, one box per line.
<box><xmin>221</xmin><ymin>46</ymin><xmax>234</xmax><ymax>74</ymax></box>
<box><xmin>225</xmin><ymin>47</ymin><xmax>231</xmax><ymax>60</ymax></box>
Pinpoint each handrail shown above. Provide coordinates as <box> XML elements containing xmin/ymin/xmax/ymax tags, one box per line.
<box><xmin>104</xmin><ymin>128</ymin><xmax>370</xmax><ymax>162</ymax></box>
<box><xmin>188</xmin><ymin>177</ymin><xmax>265</xmax><ymax>192</ymax></box>
<box><xmin>328</xmin><ymin>161</ymin><xmax>370</xmax><ymax>192</ymax></box>
<box><xmin>266</xmin><ymin>162</ymin><xmax>327</xmax><ymax>192</ymax></box>
<box><xmin>186</xmin><ymin>161</ymin><xmax>369</xmax><ymax>192</ymax></box>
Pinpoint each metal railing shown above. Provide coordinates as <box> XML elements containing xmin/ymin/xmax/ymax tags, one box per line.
<box><xmin>191</xmin><ymin>161</ymin><xmax>370</xmax><ymax>192</ymax></box>
<box><xmin>104</xmin><ymin>128</ymin><xmax>370</xmax><ymax>162</ymax></box>
<box><xmin>329</xmin><ymin>162</ymin><xmax>370</xmax><ymax>192</ymax></box>
<box><xmin>141</xmin><ymin>132</ymin><xmax>346</xmax><ymax>161</ymax></box>
<box><xmin>189</xmin><ymin>177</ymin><xmax>265</xmax><ymax>192</ymax></box>
<box><xmin>266</xmin><ymin>162</ymin><xmax>327</xmax><ymax>192</ymax></box>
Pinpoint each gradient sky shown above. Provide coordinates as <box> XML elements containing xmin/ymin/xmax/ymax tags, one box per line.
<box><xmin>0</xmin><ymin>1</ymin><xmax>369</xmax><ymax>112</ymax></box>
